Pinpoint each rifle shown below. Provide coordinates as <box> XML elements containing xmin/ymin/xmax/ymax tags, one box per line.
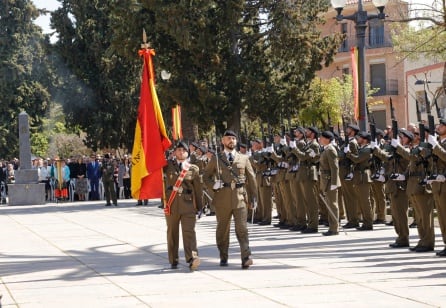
<box><xmin>434</xmin><ymin>98</ymin><xmax>442</xmax><ymax>120</ymax></box>
<box><xmin>261</xmin><ymin>125</ymin><xmax>267</xmax><ymax>147</ymax></box>
<box><xmin>366</xmin><ymin>104</ymin><xmax>376</xmax><ymax>142</ymax></box>
<box><xmin>390</xmin><ymin>97</ymin><xmax>398</xmax><ymax>139</ymax></box>
<box><xmin>267</xmin><ymin>121</ymin><xmax>273</xmax><ymax>146</ymax></box>
<box><xmin>424</xmin><ymin>90</ymin><xmax>435</xmax><ymax>135</ymax></box>
<box><xmin>289</xmin><ymin>125</ymin><xmax>295</xmax><ymax>141</ymax></box>
<box><xmin>328</xmin><ymin>111</ymin><xmax>334</xmax><ymax>132</ymax></box>
<box><xmin>415</xmin><ymin>99</ymin><xmax>426</xmax><ymax>143</ymax></box>
<box><xmin>342</xmin><ymin>116</ymin><xmax>348</xmax><ymax>147</ymax></box>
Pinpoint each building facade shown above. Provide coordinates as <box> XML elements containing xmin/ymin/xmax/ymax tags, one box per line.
<box><xmin>318</xmin><ymin>0</ymin><xmax>409</xmax><ymax>129</ymax></box>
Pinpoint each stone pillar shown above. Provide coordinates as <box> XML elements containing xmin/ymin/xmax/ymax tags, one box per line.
<box><xmin>8</xmin><ymin>112</ymin><xmax>46</xmax><ymax>206</ymax></box>
<box><xmin>19</xmin><ymin>111</ymin><xmax>32</xmax><ymax>169</ymax></box>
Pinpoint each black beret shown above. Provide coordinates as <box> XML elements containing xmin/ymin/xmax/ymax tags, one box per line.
<box><xmin>294</xmin><ymin>126</ymin><xmax>306</xmax><ymax>135</ymax></box>
<box><xmin>252</xmin><ymin>138</ymin><xmax>262</xmax><ymax>144</ymax></box>
<box><xmin>376</xmin><ymin>129</ymin><xmax>384</xmax><ymax>136</ymax></box>
<box><xmin>400</xmin><ymin>130</ymin><xmax>414</xmax><ymax>140</ymax></box>
<box><xmin>347</xmin><ymin>124</ymin><xmax>360</xmax><ymax>132</ymax></box>
<box><xmin>223</xmin><ymin>130</ymin><xmax>237</xmax><ymax>137</ymax></box>
<box><xmin>190</xmin><ymin>142</ymin><xmax>199</xmax><ymax>149</ymax></box>
<box><xmin>198</xmin><ymin>146</ymin><xmax>207</xmax><ymax>154</ymax></box>
<box><xmin>307</xmin><ymin>126</ymin><xmax>319</xmax><ymax>136</ymax></box>
<box><xmin>239</xmin><ymin>143</ymin><xmax>247</xmax><ymax>149</ymax></box>
<box><xmin>358</xmin><ymin>131</ymin><xmax>371</xmax><ymax>141</ymax></box>
<box><xmin>321</xmin><ymin>131</ymin><xmax>334</xmax><ymax>140</ymax></box>
<box><xmin>333</xmin><ymin>131</ymin><xmax>340</xmax><ymax>139</ymax></box>
<box><xmin>440</xmin><ymin>118</ymin><xmax>446</xmax><ymax>126</ymax></box>
<box><xmin>175</xmin><ymin>141</ymin><xmax>188</xmax><ymax>150</ymax></box>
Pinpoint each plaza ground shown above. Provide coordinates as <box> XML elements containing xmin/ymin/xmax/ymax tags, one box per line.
<box><xmin>1</xmin><ymin>199</ymin><xmax>445</xmax><ymax>307</ymax></box>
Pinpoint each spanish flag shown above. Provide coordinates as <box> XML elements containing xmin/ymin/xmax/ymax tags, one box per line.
<box><xmin>131</xmin><ymin>48</ymin><xmax>171</xmax><ymax>200</ymax></box>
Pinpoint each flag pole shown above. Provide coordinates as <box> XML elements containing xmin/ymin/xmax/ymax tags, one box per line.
<box><xmin>141</xmin><ymin>29</ymin><xmax>168</xmax><ymax>211</ymax></box>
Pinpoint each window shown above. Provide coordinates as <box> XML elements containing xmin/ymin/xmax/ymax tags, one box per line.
<box><xmin>369</xmin><ymin>19</ymin><xmax>385</xmax><ymax>47</ymax></box>
<box><xmin>370</xmin><ymin>63</ymin><xmax>386</xmax><ymax>96</ymax></box>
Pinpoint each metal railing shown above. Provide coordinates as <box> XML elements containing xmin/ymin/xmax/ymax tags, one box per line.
<box><xmin>338</xmin><ymin>33</ymin><xmax>393</xmax><ymax>52</ymax></box>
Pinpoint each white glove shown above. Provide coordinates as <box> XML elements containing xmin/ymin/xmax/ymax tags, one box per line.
<box><xmin>266</xmin><ymin>146</ymin><xmax>274</xmax><ymax>153</ymax></box>
<box><xmin>343</xmin><ymin>146</ymin><xmax>349</xmax><ymax>154</ymax></box>
<box><xmin>428</xmin><ymin>134</ymin><xmax>438</xmax><ymax>147</ymax></box>
<box><xmin>213</xmin><ymin>180</ymin><xmax>223</xmax><ymax>190</ymax></box>
<box><xmin>280</xmin><ymin>137</ymin><xmax>287</xmax><ymax>146</ymax></box>
<box><xmin>436</xmin><ymin>175</ymin><xmax>446</xmax><ymax>182</ymax></box>
<box><xmin>391</xmin><ymin>138</ymin><xmax>400</xmax><ymax>148</ymax></box>
<box><xmin>308</xmin><ymin>150</ymin><xmax>316</xmax><ymax>158</ymax></box>
<box><xmin>289</xmin><ymin>140</ymin><xmax>297</xmax><ymax>149</ymax></box>
<box><xmin>376</xmin><ymin>174</ymin><xmax>386</xmax><ymax>182</ymax></box>
<box><xmin>330</xmin><ymin>139</ymin><xmax>337</xmax><ymax>146</ymax></box>
<box><xmin>393</xmin><ymin>174</ymin><xmax>406</xmax><ymax>181</ymax></box>
<box><xmin>370</xmin><ymin>141</ymin><xmax>378</xmax><ymax>149</ymax></box>
<box><xmin>330</xmin><ymin>185</ymin><xmax>338</xmax><ymax>191</ymax></box>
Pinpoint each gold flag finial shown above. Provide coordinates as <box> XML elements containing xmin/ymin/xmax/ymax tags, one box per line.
<box><xmin>141</xmin><ymin>29</ymin><xmax>150</xmax><ymax>49</ymax></box>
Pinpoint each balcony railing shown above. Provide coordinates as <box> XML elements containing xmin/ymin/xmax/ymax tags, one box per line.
<box><xmin>338</xmin><ymin>33</ymin><xmax>393</xmax><ymax>52</ymax></box>
<box><xmin>371</xmin><ymin>79</ymin><xmax>398</xmax><ymax>96</ymax></box>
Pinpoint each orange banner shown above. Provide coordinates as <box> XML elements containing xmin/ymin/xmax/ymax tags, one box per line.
<box><xmin>350</xmin><ymin>47</ymin><xmax>359</xmax><ymax>121</ymax></box>
<box><xmin>171</xmin><ymin>105</ymin><xmax>183</xmax><ymax>141</ymax></box>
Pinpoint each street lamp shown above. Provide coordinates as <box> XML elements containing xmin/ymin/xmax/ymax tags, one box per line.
<box><xmin>331</xmin><ymin>0</ymin><xmax>389</xmax><ymax>131</ymax></box>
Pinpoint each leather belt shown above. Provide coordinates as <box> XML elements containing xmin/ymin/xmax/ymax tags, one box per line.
<box><xmin>223</xmin><ymin>182</ymin><xmax>244</xmax><ymax>188</ymax></box>
<box><xmin>408</xmin><ymin>172</ymin><xmax>423</xmax><ymax>177</ymax></box>
<box><xmin>167</xmin><ymin>186</ymin><xmax>192</xmax><ymax>194</ymax></box>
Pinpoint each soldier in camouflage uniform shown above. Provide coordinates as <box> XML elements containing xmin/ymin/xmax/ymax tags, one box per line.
<box><xmin>250</xmin><ymin>139</ymin><xmax>272</xmax><ymax>225</ymax></box>
<box><xmin>345</xmin><ymin>131</ymin><xmax>374</xmax><ymax>231</ymax></box>
<box><xmin>373</xmin><ymin>130</ymin><xmax>410</xmax><ymax>247</ymax></box>
<box><xmin>425</xmin><ymin>119</ymin><xmax>446</xmax><ymax>256</ymax></box>
<box><xmin>164</xmin><ymin>141</ymin><xmax>203</xmax><ymax>270</ymax></box>
<box><xmin>340</xmin><ymin>124</ymin><xmax>360</xmax><ymax>228</ymax></box>
<box><xmin>392</xmin><ymin>130</ymin><xmax>435</xmax><ymax>252</ymax></box>
<box><xmin>203</xmin><ymin>130</ymin><xmax>258</xmax><ymax>269</ymax></box>
<box><xmin>101</xmin><ymin>154</ymin><xmax>117</xmax><ymax>206</ymax></box>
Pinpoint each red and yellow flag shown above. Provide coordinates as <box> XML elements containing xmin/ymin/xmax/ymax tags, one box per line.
<box><xmin>350</xmin><ymin>47</ymin><xmax>359</xmax><ymax>121</ymax></box>
<box><xmin>171</xmin><ymin>104</ymin><xmax>183</xmax><ymax>141</ymax></box>
<box><xmin>131</xmin><ymin>48</ymin><xmax>171</xmax><ymax>200</ymax></box>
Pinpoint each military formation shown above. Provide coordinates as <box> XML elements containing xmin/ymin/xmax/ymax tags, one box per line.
<box><xmin>162</xmin><ymin>119</ymin><xmax>446</xmax><ymax>271</ymax></box>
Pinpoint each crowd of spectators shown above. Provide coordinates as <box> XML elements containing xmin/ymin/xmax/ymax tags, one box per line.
<box><xmin>0</xmin><ymin>154</ymin><xmax>132</xmax><ymax>204</ymax></box>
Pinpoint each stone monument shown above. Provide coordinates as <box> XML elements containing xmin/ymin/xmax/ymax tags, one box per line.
<box><xmin>8</xmin><ymin>111</ymin><xmax>46</xmax><ymax>205</ymax></box>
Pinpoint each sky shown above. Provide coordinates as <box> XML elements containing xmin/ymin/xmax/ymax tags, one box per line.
<box><xmin>33</xmin><ymin>0</ymin><xmax>60</xmax><ymax>34</ymax></box>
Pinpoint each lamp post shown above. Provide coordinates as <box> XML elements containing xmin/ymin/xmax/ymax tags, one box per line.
<box><xmin>331</xmin><ymin>0</ymin><xmax>389</xmax><ymax>131</ymax></box>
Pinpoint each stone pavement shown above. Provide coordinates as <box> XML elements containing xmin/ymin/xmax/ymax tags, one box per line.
<box><xmin>0</xmin><ymin>199</ymin><xmax>445</xmax><ymax>307</ymax></box>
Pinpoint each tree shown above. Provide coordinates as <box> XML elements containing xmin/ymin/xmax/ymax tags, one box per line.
<box><xmin>51</xmin><ymin>0</ymin><xmax>141</xmax><ymax>151</ymax></box>
<box><xmin>50</xmin><ymin>0</ymin><xmax>342</xmax><ymax>145</ymax></box>
<box><xmin>391</xmin><ymin>1</ymin><xmax>446</xmax><ymax>61</ymax></box>
<box><xmin>109</xmin><ymin>0</ymin><xmax>343</xmax><ymax>135</ymax></box>
<box><xmin>0</xmin><ymin>0</ymin><xmax>52</xmax><ymax>159</ymax></box>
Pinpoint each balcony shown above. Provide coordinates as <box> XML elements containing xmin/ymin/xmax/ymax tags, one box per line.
<box><xmin>371</xmin><ymin>79</ymin><xmax>398</xmax><ymax>96</ymax></box>
<box><xmin>338</xmin><ymin>33</ymin><xmax>393</xmax><ymax>52</ymax></box>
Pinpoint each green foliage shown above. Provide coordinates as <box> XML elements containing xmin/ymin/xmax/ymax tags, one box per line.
<box><xmin>391</xmin><ymin>1</ymin><xmax>446</xmax><ymax>61</ymax></box>
<box><xmin>0</xmin><ymin>0</ymin><xmax>52</xmax><ymax>159</ymax></box>
<box><xmin>51</xmin><ymin>0</ymin><xmax>141</xmax><ymax>151</ymax></box>
<box><xmin>49</xmin><ymin>0</ymin><xmax>343</xmax><ymax>144</ymax></box>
